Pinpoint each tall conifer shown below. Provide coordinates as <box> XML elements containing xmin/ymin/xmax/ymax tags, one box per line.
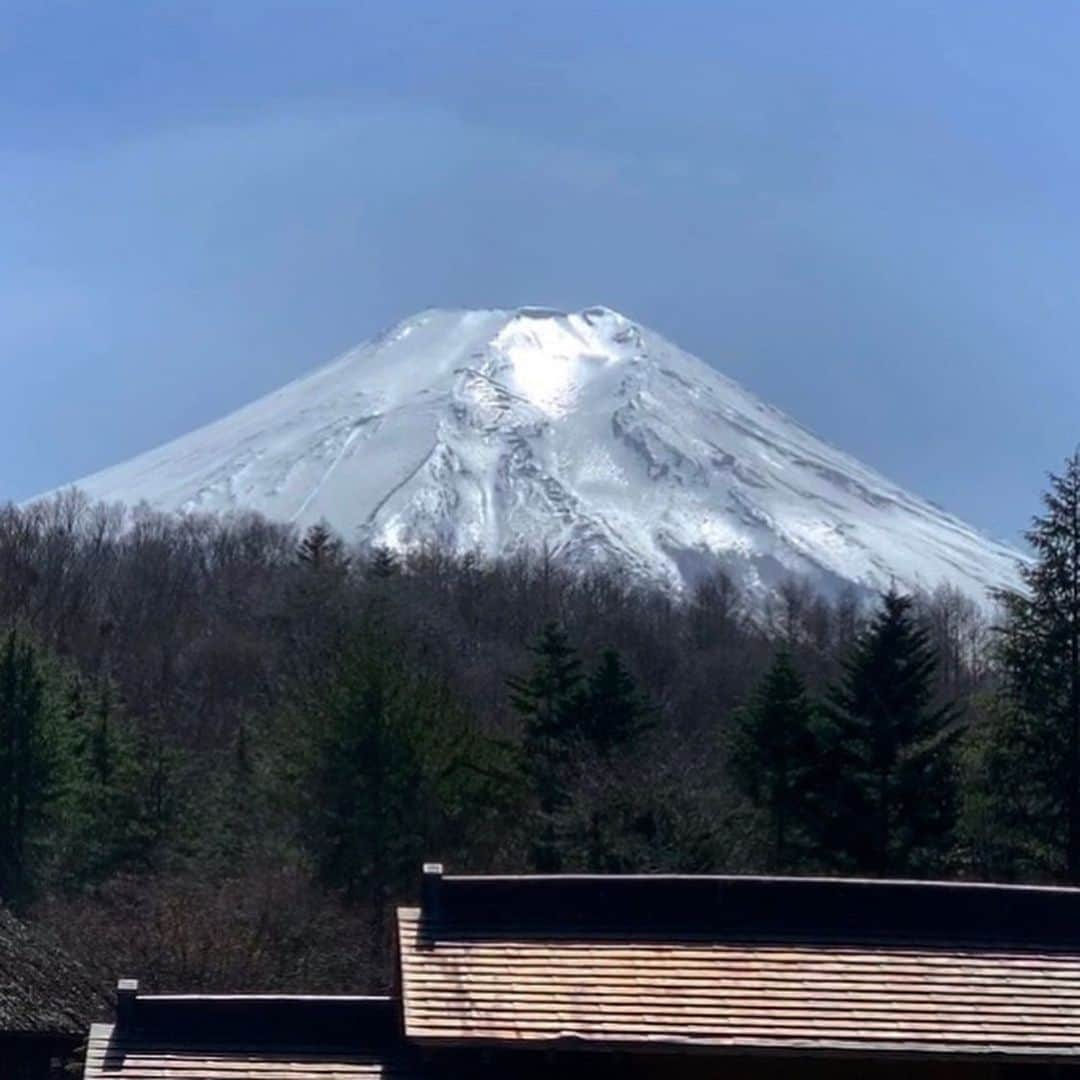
<box><xmin>583</xmin><ymin>649</ymin><xmax>653</xmax><ymax>756</ymax></box>
<box><xmin>508</xmin><ymin>624</ymin><xmax>586</xmax><ymax>749</ymax></box>
<box><xmin>817</xmin><ymin>590</ymin><xmax>958</xmax><ymax>876</ymax></box>
<box><xmin>55</xmin><ymin>677</ymin><xmax>150</xmax><ymax>886</ymax></box>
<box><xmin>507</xmin><ymin>624</ymin><xmax>590</xmax><ymax>869</ymax></box>
<box><xmin>0</xmin><ymin>628</ymin><xmax>55</xmax><ymax>904</ymax></box>
<box><xmin>731</xmin><ymin>647</ymin><xmax>816</xmax><ymax>871</ymax></box>
<box><xmin>995</xmin><ymin>450</ymin><xmax>1080</xmax><ymax>880</ymax></box>
<box><xmin>297</xmin><ymin>522</ymin><xmax>348</xmax><ymax>572</ymax></box>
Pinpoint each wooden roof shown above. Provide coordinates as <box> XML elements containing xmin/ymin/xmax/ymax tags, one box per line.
<box><xmin>85</xmin><ymin>1024</ymin><xmax>421</xmax><ymax>1080</ymax></box>
<box><xmin>397</xmin><ymin>870</ymin><xmax>1080</xmax><ymax>1060</ymax></box>
<box><xmin>83</xmin><ymin>992</ymin><xmax>425</xmax><ymax>1080</ymax></box>
<box><xmin>0</xmin><ymin>905</ymin><xmax>107</xmax><ymax>1037</ymax></box>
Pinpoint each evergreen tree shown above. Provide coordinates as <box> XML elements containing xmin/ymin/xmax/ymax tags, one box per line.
<box><xmin>582</xmin><ymin>649</ymin><xmax>653</xmax><ymax>756</ymax></box>
<box><xmin>536</xmin><ymin>649</ymin><xmax>658</xmax><ymax>872</ymax></box>
<box><xmin>507</xmin><ymin>623</ymin><xmax>590</xmax><ymax>869</ymax></box>
<box><xmin>994</xmin><ymin>450</ymin><xmax>1080</xmax><ymax>881</ymax></box>
<box><xmin>509</xmin><ymin>634</ymin><xmax>656</xmax><ymax>869</ymax></box>
<box><xmin>294</xmin><ymin>627</ymin><xmax>510</xmax><ymax>957</ymax></box>
<box><xmin>305</xmin><ymin>645</ymin><xmax>424</xmax><ymax>906</ymax></box>
<box><xmin>508</xmin><ymin>623</ymin><xmax>587</xmax><ymax>750</ymax></box>
<box><xmin>297</xmin><ymin>522</ymin><xmax>348</xmax><ymax>572</ymax></box>
<box><xmin>0</xmin><ymin>627</ymin><xmax>56</xmax><ymax>904</ymax></box>
<box><xmin>955</xmin><ymin>695</ymin><xmax>1051</xmax><ymax>881</ymax></box>
<box><xmin>730</xmin><ymin>647</ymin><xmax>817</xmax><ymax>871</ymax></box>
<box><xmin>138</xmin><ymin>713</ymin><xmax>189</xmax><ymax>859</ymax></box>
<box><xmin>367</xmin><ymin>545</ymin><xmax>399</xmax><ymax>580</ymax></box>
<box><xmin>816</xmin><ymin>589</ymin><xmax>959</xmax><ymax>876</ymax></box>
<box><xmin>193</xmin><ymin>714</ymin><xmax>284</xmax><ymax>875</ymax></box>
<box><xmin>53</xmin><ymin>677</ymin><xmax>150</xmax><ymax>888</ymax></box>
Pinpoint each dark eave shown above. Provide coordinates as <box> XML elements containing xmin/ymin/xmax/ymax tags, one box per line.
<box><xmin>420</xmin><ymin>867</ymin><xmax>1080</xmax><ymax>950</ymax></box>
<box><xmin>116</xmin><ymin>983</ymin><xmax>400</xmax><ymax>1048</ymax></box>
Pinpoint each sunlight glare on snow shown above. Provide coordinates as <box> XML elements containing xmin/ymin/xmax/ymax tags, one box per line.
<box><xmin>492</xmin><ymin>314</ymin><xmax>613</xmax><ymax>419</ymax></box>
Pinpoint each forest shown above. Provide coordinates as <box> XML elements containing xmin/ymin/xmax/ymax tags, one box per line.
<box><xmin>2</xmin><ymin>452</ymin><xmax>1080</xmax><ymax>994</ymax></box>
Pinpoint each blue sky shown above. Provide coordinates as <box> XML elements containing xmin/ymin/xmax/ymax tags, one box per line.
<box><xmin>2</xmin><ymin>0</ymin><xmax>1078</xmax><ymax>542</ymax></box>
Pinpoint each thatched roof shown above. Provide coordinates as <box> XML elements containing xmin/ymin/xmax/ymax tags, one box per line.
<box><xmin>0</xmin><ymin>906</ymin><xmax>108</xmax><ymax>1037</ymax></box>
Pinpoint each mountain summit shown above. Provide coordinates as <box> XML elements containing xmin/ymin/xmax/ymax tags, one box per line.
<box><xmin>60</xmin><ymin>305</ymin><xmax>1021</xmax><ymax>604</ymax></box>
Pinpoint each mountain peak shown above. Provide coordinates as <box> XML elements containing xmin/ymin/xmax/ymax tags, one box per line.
<box><xmin>45</xmin><ymin>306</ymin><xmax>1022</xmax><ymax>608</ymax></box>
<box><xmin>511</xmin><ymin>303</ymin><xmax>624</xmax><ymax>320</ymax></box>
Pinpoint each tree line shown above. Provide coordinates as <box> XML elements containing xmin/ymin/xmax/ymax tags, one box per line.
<box><xmin>1</xmin><ymin>452</ymin><xmax>1079</xmax><ymax>991</ymax></box>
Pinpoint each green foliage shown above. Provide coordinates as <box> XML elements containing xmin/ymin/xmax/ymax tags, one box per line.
<box><xmin>296</xmin><ymin>521</ymin><xmax>349</xmax><ymax>573</ymax></box>
<box><xmin>305</xmin><ymin>645</ymin><xmax>426</xmax><ymax>902</ymax></box>
<box><xmin>992</xmin><ymin>450</ymin><xmax>1080</xmax><ymax>880</ymax></box>
<box><xmin>815</xmin><ymin>589</ymin><xmax>959</xmax><ymax>876</ymax></box>
<box><xmin>3</xmin><ymin>485</ymin><xmax>1072</xmax><ymax>992</ymax></box>
<box><xmin>509</xmin><ymin>627</ymin><xmax>657</xmax><ymax>870</ymax></box>
<box><xmin>51</xmin><ymin>678</ymin><xmax>153</xmax><ymax>888</ymax></box>
<box><xmin>730</xmin><ymin>648</ymin><xmax>817</xmax><ymax>871</ymax></box>
<box><xmin>508</xmin><ymin>623</ymin><xmax>588</xmax><ymax>752</ymax></box>
<box><xmin>956</xmin><ymin>695</ymin><xmax>1059</xmax><ymax>881</ymax></box>
<box><xmin>508</xmin><ymin>623</ymin><xmax>587</xmax><ymax>868</ymax></box>
<box><xmin>510</xmin><ymin>627</ymin><xmax>654</xmax><ymax>765</ymax></box>
<box><xmin>289</xmin><ymin>624</ymin><xmax>516</xmax><ymax>913</ymax></box>
<box><xmin>583</xmin><ymin>649</ymin><xmax>655</xmax><ymax>755</ymax></box>
<box><xmin>539</xmin><ymin>747</ymin><xmax>722</xmax><ymax>874</ymax></box>
<box><xmin>197</xmin><ymin>717</ymin><xmax>268</xmax><ymax>870</ymax></box>
<box><xmin>0</xmin><ymin>627</ymin><xmax>57</xmax><ymax>904</ymax></box>
<box><xmin>367</xmin><ymin>545</ymin><xmax>399</xmax><ymax>580</ymax></box>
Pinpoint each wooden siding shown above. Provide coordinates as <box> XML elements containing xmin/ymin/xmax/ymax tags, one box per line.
<box><xmin>398</xmin><ymin>906</ymin><xmax>1080</xmax><ymax>1059</ymax></box>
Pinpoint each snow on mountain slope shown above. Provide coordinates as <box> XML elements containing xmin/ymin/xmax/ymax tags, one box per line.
<box><xmin>55</xmin><ymin>305</ymin><xmax>1023</xmax><ymax>605</ymax></box>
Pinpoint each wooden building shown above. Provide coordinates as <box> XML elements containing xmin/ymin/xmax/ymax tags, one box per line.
<box><xmin>0</xmin><ymin>905</ymin><xmax>108</xmax><ymax>1079</ymax></box>
<box><xmin>84</xmin><ymin>868</ymin><xmax>1080</xmax><ymax>1078</ymax></box>
<box><xmin>84</xmin><ymin>987</ymin><xmax>422</xmax><ymax>1079</ymax></box>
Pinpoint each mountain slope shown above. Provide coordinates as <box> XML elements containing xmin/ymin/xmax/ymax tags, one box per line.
<box><xmin>57</xmin><ymin>305</ymin><xmax>1022</xmax><ymax>604</ymax></box>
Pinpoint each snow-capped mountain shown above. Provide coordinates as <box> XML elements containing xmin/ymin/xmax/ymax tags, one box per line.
<box><xmin>56</xmin><ymin>305</ymin><xmax>1022</xmax><ymax>605</ymax></box>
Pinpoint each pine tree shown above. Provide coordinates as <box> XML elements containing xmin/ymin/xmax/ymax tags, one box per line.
<box><xmin>202</xmin><ymin>715</ymin><xmax>265</xmax><ymax>870</ymax></box>
<box><xmin>295</xmin><ymin>628</ymin><xmax>509</xmax><ymax>961</ymax></box>
<box><xmin>139</xmin><ymin>713</ymin><xmax>188</xmax><ymax>858</ymax></box>
<box><xmin>306</xmin><ymin>646</ymin><xmax>424</xmax><ymax>907</ymax></box>
<box><xmin>0</xmin><ymin>628</ymin><xmax>56</xmax><ymax>904</ymax></box>
<box><xmin>508</xmin><ymin>634</ymin><xmax>656</xmax><ymax>869</ymax></box>
<box><xmin>507</xmin><ymin>623</ymin><xmax>589</xmax><ymax>869</ymax></box>
<box><xmin>297</xmin><ymin>522</ymin><xmax>348</xmax><ymax>572</ymax></box>
<box><xmin>730</xmin><ymin>647</ymin><xmax>817</xmax><ymax>871</ymax></box>
<box><xmin>508</xmin><ymin>623</ymin><xmax>588</xmax><ymax>753</ymax></box>
<box><xmin>53</xmin><ymin>677</ymin><xmax>150</xmax><ymax>888</ymax></box>
<box><xmin>367</xmin><ymin>545</ymin><xmax>399</xmax><ymax>580</ymax></box>
<box><xmin>994</xmin><ymin>450</ymin><xmax>1080</xmax><ymax>881</ymax></box>
<box><xmin>583</xmin><ymin>649</ymin><xmax>653</xmax><ymax>756</ymax></box>
<box><xmin>527</xmin><ymin>649</ymin><xmax>657</xmax><ymax>872</ymax></box>
<box><xmin>955</xmin><ymin>695</ymin><xmax>1048</xmax><ymax>881</ymax></box>
<box><xmin>817</xmin><ymin>589</ymin><xmax>959</xmax><ymax>876</ymax></box>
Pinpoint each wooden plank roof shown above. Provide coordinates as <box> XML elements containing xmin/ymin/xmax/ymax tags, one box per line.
<box><xmin>85</xmin><ymin>1024</ymin><xmax>423</xmax><ymax>1080</ymax></box>
<box><xmin>83</xmin><ymin>991</ymin><xmax>426</xmax><ymax>1080</ymax></box>
<box><xmin>397</xmin><ymin>870</ymin><xmax>1080</xmax><ymax>1059</ymax></box>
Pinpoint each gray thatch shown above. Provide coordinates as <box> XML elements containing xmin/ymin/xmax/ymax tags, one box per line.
<box><xmin>0</xmin><ymin>906</ymin><xmax>108</xmax><ymax>1036</ymax></box>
